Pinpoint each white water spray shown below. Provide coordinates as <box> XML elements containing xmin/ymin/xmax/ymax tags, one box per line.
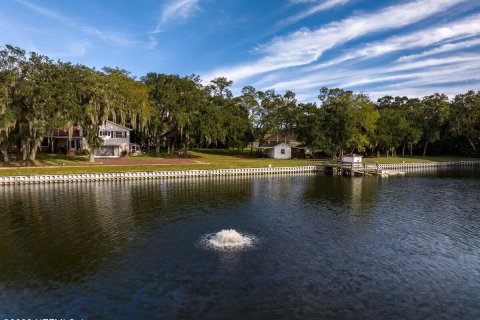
<box><xmin>200</xmin><ymin>229</ymin><xmax>256</xmax><ymax>251</ymax></box>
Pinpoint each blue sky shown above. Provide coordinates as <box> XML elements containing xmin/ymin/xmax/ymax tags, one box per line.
<box><xmin>1</xmin><ymin>0</ymin><xmax>480</xmax><ymax>101</ymax></box>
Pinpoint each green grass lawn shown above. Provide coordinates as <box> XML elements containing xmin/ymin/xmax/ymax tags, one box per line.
<box><xmin>37</xmin><ymin>153</ymin><xmax>89</xmax><ymax>165</ymax></box>
<box><xmin>0</xmin><ymin>150</ymin><xmax>478</xmax><ymax>176</ymax></box>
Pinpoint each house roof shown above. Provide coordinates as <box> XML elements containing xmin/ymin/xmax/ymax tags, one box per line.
<box><xmin>102</xmin><ymin>120</ymin><xmax>133</xmax><ymax>131</ymax></box>
<box><xmin>343</xmin><ymin>153</ymin><xmax>363</xmax><ymax>157</ymax></box>
<box><xmin>256</xmin><ymin>142</ymin><xmax>292</xmax><ymax>148</ymax></box>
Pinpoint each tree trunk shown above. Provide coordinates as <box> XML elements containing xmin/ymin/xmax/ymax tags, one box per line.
<box><xmin>402</xmin><ymin>143</ymin><xmax>406</xmax><ymax>158</ymax></box>
<box><xmin>89</xmin><ymin>147</ymin><xmax>95</xmax><ymax>162</ymax></box>
<box><xmin>1</xmin><ymin>149</ymin><xmax>10</xmax><ymax>162</ymax></box>
<box><xmin>155</xmin><ymin>136</ymin><xmax>161</xmax><ymax>156</ymax></box>
<box><xmin>28</xmin><ymin>139</ymin><xmax>41</xmax><ymax>162</ymax></box>
<box><xmin>422</xmin><ymin>142</ymin><xmax>428</xmax><ymax>157</ymax></box>
<box><xmin>409</xmin><ymin>144</ymin><xmax>413</xmax><ymax>156</ymax></box>
<box><xmin>21</xmin><ymin>140</ymin><xmax>28</xmax><ymax>161</ymax></box>
<box><xmin>467</xmin><ymin>136</ymin><xmax>477</xmax><ymax>153</ymax></box>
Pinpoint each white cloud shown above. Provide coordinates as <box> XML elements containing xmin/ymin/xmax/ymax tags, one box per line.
<box><xmin>306</xmin><ymin>14</ymin><xmax>480</xmax><ymax>70</ymax></box>
<box><xmin>55</xmin><ymin>41</ymin><xmax>91</xmax><ymax>58</ymax></box>
<box><xmin>283</xmin><ymin>0</ymin><xmax>351</xmax><ymax>25</ymax></box>
<box><xmin>341</xmin><ymin>56</ymin><xmax>480</xmax><ymax>88</ymax></box>
<box><xmin>367</xmin><ymin>82</ymin><xmax>480</xmax><ymax>101</ymax></box>
<box><xmin>397</xmin><ymin>37</ymin><xmax>480</xmax><ymax>62</ymax></box>
<box><xmin>205</xmin><ymin>0</ymin><xmax>467</xmax><ymax>82</ymax></box>
<box><xmin>260</xmin><ymin>54</ymin><xmax>480</xmax><ymax>102</ymax></box>
<box><xmin>153</xmin><ymin>0</ymin><xmax>200</xmax><ymax>33</ymax></box>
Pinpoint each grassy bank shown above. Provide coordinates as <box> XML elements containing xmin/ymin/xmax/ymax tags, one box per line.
<box><xmin>0</xmin><ymin>150</ymin><xmax>478</xmax><ymax>176</ymax></box>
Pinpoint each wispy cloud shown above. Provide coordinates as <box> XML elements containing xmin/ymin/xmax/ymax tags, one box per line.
<box><xmin>283</xmin><ymin>0</ymin><xmax>352</xmax><ymax>26</ymax></box>
<box><xmin>205</xmin><ymin>0</ymin><xmax>467</xmax><ymax>82</ymax></box>
<box><xmin>306</xmin><ymin>13</ymin><xmax>480</xmax><ymax>70</ymax></box>
<box><xmin>367</xmin><ymin>82</ymin><xmax>480</xmax><ymax>101</ymax></box>
<box><xmin>341</xmin><ymin>55</ymin><xmax>480</xmax><ymax>88</ymax></box>
<box><xmin>260</xmin><ymin>54</ymin><xmax>480</xmax><ymax>102</ymax></box>
<box><xmin>13</xmin><ymin>0</ymin><xmax>135</xmax><ymax>47</ymax></box>
<box><xmin>153</xmin><ymin>0</ymin><xmax>200</xmax><ymax>33</ymax></box>
<box><xmin>397</xmin><ymin>37</ymin><xmax>480</xmax><ymax>62</ymax></box>
<box><xmin>50</xmin><ymin>41</ymin><xmax>92</xmax><ymax>58</ymax></box>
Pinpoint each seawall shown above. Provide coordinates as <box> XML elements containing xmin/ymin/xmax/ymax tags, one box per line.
<box><xmin>1</xmin><ymin>161</ymin><xmax>479</xmax><ymax>185</ymax></box>
<box><xmin>0</xmin><ymin>166</ymin><xmax>321</xmax><ymax>185</ymax></box>
<box><xmin>378</xmin><ymin>161</ymin><xmax>480</xmax><ymax>170</ymax></box>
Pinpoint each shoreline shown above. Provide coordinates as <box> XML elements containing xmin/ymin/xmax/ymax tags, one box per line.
<box><xmin>378</xmin><ymin>160</ymin><xmax>480</xmax><ymax>170</ymax></box>
<box><xmin>0</xmin><ymin>161</ymin><xmax>479</xmax><ymax>185</ymax></box>
<box><xmin>0</xmin><ymin>166</ymin><xmax>320</xmax><ymax>185</ymax></box>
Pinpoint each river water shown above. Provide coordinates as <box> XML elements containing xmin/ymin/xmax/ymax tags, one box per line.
<box><xmin>0</xmin><ymin>169</ymin><xmax>479</xmax><ymax>319</ymax></box>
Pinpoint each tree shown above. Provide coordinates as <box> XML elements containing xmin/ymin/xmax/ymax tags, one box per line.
<box><xmin>239</xmin><ymin>86</ymin><xmax>259</xmax><ymax>152</ymax></box>
<box><xmin>71</xmin><ymin>67</ymin><xmax>150</xmax><ymax>162</ymax></box>
<box><xmin>12</xmin><ymin>51</ymin><xmax>76</xmax><ymax>161</ymax></box>
<box><xmin>277</xmin><ymin>90</ymin><xmax>299</xmax><ymax>142</ymax></box>
<box><xmin>0</xmin><ymin>45</ymin><xmax>21</xmax><ymax>162</ymax></box>
<box><xmin>375</xmin><ymin>96</ymin><xmax>422</xmax><ymax>157</ymax></box>
<box><xmin>255</xmin><ymin>89</ymin><xmax>283</xmax><ymax>145</ymax></box>
<box><xmin>419</xmin><ymin>93</ymin><xmax>450</xmax><ymax>157</ymax></box>
<box><xmin>317</xmin><ymin>87</ymin><xmax>379</xmax><ymax>157</ymax></box>
<box><xmin>450</xmin><ymin>91</ymin><xmax>480</xmax><ymax>153</ymax></box>
<box><xmin>374</xmin><ymin>107</ymin><xmax>408</xmax><ymax>157</ymax></box>
<box><xmin>296</xmin><ymin>102</ymin><xmax>333</xmax><ymax>154</ymax></box>
<box><xmin>208</xmin><ymin>77</ymin><xmax>252</xmax><ymax>150</ymax></box>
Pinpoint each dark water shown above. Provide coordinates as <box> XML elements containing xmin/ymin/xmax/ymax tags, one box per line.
<box><xmin>1</xmin><ymin>169</ymin><xmax>479</xmax><ymax>319</ymax></box>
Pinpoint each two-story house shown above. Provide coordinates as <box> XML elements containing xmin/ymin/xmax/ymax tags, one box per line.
<box><xmin>40</xmin><ymin>125</ymin><xmax>84</xmax><ymax>155</ymax></box>
<box><xmin>42</xmin><ymin>120</ymin><xmax>132</xmax><ymax>158</ymax></box>
<box><xmin>94</xmin><ymin>121</ymin><xmax>132</xmax><ymax>158</ymax></box>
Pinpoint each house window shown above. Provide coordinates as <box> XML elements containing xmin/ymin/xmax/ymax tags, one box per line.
<box><xmin>115</xmin><ymin>131</ymin><xmax>125</xmax><ymax>138</ymax></box>
<box><xmin>281</xmin><ymin>149</ymin><xmax>285</xmax><ymax>154</ymax></box>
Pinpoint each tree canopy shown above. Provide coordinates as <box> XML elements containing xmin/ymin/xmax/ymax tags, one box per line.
<box><xmin>1</xmin><ymin>44</ymin><xmax>479</xmax><ymax>162</ymax></box>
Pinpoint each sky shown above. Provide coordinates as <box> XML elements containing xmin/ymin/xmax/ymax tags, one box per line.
<box><xmin>1</xmin><ymin>0</ymin><xmax>480</xmax><ymax>102</ymax></box>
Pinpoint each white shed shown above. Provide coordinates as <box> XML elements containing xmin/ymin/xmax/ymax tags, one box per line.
<box><xmin>257</xmin><ymin>142</ymin><xmax>292</xmax><ymax>159</ymax></box>
<box><xmin>342</xmin><ymin>153</ymin><xmax>363</xmax><ymax>163</ymax></box>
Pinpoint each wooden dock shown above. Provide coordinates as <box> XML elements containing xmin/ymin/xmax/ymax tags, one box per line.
<box><xmin>323</xmin><ymin>161</ymin><xmax>380</xmax><ymax>176</ymax></box>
